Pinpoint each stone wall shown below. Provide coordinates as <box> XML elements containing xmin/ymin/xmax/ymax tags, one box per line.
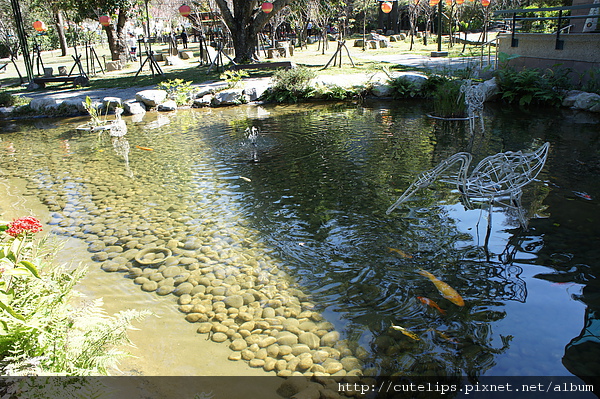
<box><xmin>497</xmin><ymin>32</ymin><xmax>600</xmax><ymax>82</ymax></box>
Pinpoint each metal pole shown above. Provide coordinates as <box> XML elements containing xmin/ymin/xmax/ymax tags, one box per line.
<box><xmin>10</xmin><ymin>0</ymin><xmax>33</xmax><ymax>82</ymax></box>
<box><xmin>437</xmin><ymin>1</ymin><xmax>443</xmax><ymax>51</ymax></box>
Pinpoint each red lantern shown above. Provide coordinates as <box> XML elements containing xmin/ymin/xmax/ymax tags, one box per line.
<box><xmin>457</xmin><ymin>0</ymin><xmax>464</xmax><ymax>4</ymax></box>
<box><xmin>178</xmin><ymin>4</ymin><xmax>191</xmax><ymax>17</ymax></box>
<box><xmin>445</xmin><ymin>0</ymin><xmax>452</xmax><ymax>5</ymax></box>
<box><xmin>381</xmin><ymin>1</ymin><xmax>393</xmax><ymax>13</ymax></box>
<box><xmin>414</xmin><ymin>0</ymin><xmax>420</xmax><ymax>4</ymax></box>
<box><xmin>481</xmin><ymin>0</ymin><xmax>490</xmax><ymax>6</ymax></box>
<box><xmin>99</xmin><ymin>15</ymin><xmax>111</xmax><ymax>27</ymax></box>
<box><xmin>33</xmin><ymin>20</ymin><xmax>47</xmax><ymax>32</ymax></box>
<box><xmin>261</xmin><ymin>2</ymin><xmax>273</xmax><ymax>13</ymax></box>
<box><xmin>429</xmin><ymin>0</ymin><xmax>440</xmax><ymax>6</ymax></box>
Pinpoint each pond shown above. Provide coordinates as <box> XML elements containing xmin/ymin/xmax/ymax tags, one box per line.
<box><xmin>1</xmin><ymin>100</ymin><xmax>599</xmax><ymax>382</ymax></box>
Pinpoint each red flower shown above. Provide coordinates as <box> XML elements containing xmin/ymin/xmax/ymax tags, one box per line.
<box><xmin>6</xmin><ymin>216</ymin><xmax>43</xmax><ymax>237</ymax></box>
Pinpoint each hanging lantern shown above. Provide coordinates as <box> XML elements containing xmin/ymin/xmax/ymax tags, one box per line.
<box><xmin>33</xmin><ymin>20</ymin><xmax>47</xmax><ymax>32</ymax></box>
<box><xmin>429</xmin><ymin>0</ymin><xmax>440</xmax><ymax>6</ymax></box>
<box><xmin>481</xmin><ymin>0</ymin><xmax>490</xmax><ymax>6</ymax></box>
<box><xmin>261</xmin><ymin>2</ymin><xmax>273</xmax><ymax>13</ymax></box>
<box><xmin>445</xmin><ymin>0</ymin><xmax>452</xmax><ymax>5</ymax></box>
<box><xmin>414</xmin><ymin>0</ymin><xmax>420</xmax><ymax>4</ymax></box>
<box><xmin>178</xmin><ymin>4</ymin><xmax>191</xmax><ymax>17</ymax></box>
<box><xmin>457</xmin><ymin>0</ymin><xmax>465</xmax><ymax>4</ymax></box>
<box><xmin>99</xmin><ymin>15</ymin><xmax>111</xmax><ymax>27</ymax></box>
<box><xmin>381</xmin><ymin>1</ymin><xmax>393</xmax><ymax>13</ymax></box>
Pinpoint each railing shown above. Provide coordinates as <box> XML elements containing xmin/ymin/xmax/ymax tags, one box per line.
<box><xmin>494</xmin><ymin>3</ymin><xmax>599</xmax><ymax>50</ymax></box>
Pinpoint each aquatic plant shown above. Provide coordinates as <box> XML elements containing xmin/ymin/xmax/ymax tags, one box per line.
<box><xmin>0</xmin><ymin>215</ymin><xmax>151</xmax><ymax>376</ymax></box>
<box><xmin>431</xmin><ymin>79</ymin><xmax>467</xmax><ymax>118</ymax></box>
<box><xmin>494</xmin><ymin>67</ymin><xmax>567</xmax><ymax>107</ymax></box>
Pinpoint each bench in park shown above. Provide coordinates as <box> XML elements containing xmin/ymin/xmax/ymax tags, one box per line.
<box><xmin>32</xmin><ymin>75</ymin><xmax>90</xmax><ymax>89</ymax></box>
<box><xmin>229</xmin><ymin>61</ymin><xmax>294</xmax><ymax>71</ymax></box>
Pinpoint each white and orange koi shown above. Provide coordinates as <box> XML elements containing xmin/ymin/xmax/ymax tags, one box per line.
<box><xmin>387</xmin><ymin>247</ymin><xmax>413</xmax><ymax>258</ymax></box>
<box><xmin>391</xmin><ymin>325</ymin><xmax>421</xmax><ymax>341</ymax></box>
<box><xmin>417</xmin><ymin>296</ymin><xmax>446</xmax><ymax>315</ymax></box>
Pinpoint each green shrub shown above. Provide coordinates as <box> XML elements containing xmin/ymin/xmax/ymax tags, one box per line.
<box><xmin>0</xmin><ymin>91</ymin><xmax>29</xmax><ymax>108</ymax></box>
<box><xmin>312</xmin><ymin>84</ymin><xmax>363</xmax><ymax>100</ymax></box>
<box><xmin>494</xmin><ymin>67</ymin><xmax>567</xmax><ymax>106</ymax></box>
<box><xmin>220</xmin><ymin>70</ymin><xmax>249</xmax><ymax>89</ymax></box>
<box><xmin>157</xmin><ymin>78</ymin><xmax>194</xmax><ymax>106</ymax></box>
<box><xmin>388</xmin><ymin>76</ymin><xmax>423</xmax><ymax>99</ymax></box>
<box><xmin>581</xmin><ymin>67</ymin><xmax>600</xmax><ymax>95</ymax></box>
<box><xmin>431</xmin><ymin>79</ymin><xmax>467</xmax><ymax>118</ymax></box>
<box><xmin>261</xmin><ymin>66</ymin><xmax>316</xmax><ymax>103</ymax></box>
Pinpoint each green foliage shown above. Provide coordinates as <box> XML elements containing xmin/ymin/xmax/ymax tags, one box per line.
<box><xmin>494</xmin><ymin>67</ymin><xmax>568</xmax><ymax>106</ymax></box>
<box><xmin>312</xmin><ymin>84</ymin><xmax>364</xmax><ymax>100</ymax></box>
<box><xmin>0</xmin><ymin>91</ymin><xmax>29</xmax><ymax>107</ymax></box>
<box><xmin>580</xmin><ymin>68</ymin><xmax>600</xmax><ymax>95</ymax></box>
<box><xmin>388</xmin><ymin>76</ymin><xmax>423</xmax><ymax>99</ymax></box>
<box><xmin>220</xmin><ymin>70</ymin><xmax>249</xmax><ymax>89</ymax></box>
<box><xmin>261</xmin><ymin>67</ymin><xmax>316</xmax><ymax>103</ymax></box>
<box><xmin>157</xmin><ymin>79</ymin><xmax>194</xmax><ymax>106</ymax></box>
<box><xmin>0</xmin><ymin>218</ymin><xmax>151</xmax><ymax>377</ymax></box>
<box><xmin>431</xmin><ymin>79</ymin><xmax>467</xmax><ymax>118</ymax></box>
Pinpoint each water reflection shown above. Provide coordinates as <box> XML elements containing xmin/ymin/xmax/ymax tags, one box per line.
<box><xmin>0</xmin><ymin>102</ymin><xmax>598</xmax><ymax>380</ymax></box>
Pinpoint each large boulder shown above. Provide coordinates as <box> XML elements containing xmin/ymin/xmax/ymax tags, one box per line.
<box><xmin>573</xmin><ymin>92</ymin><xmax>600</xmax><ymax>113</ymax></box>
<box><xmin>478</xmin><ymin>77</ymin><xmax>500</xmax><ymax>102</ymax></box>
<box><xmin>213</xmin><ymin>89</ymin><xmax>246</xmax><ymax>106</ymax></box>
<box><xmin>157</xmin><ymin>100</ymin><xmax>177</xmax><ymax>112</ymax></box>
<box><xmin>135</xmin><ymin>90</ymin><xmax>167</xmax><ymax>107</ymax></box>
<box><xmin>29</xmin><ymin>97</ymin><xmax>59</xmax><ymax>111</ymax></box>
<box><xmin>123</xmin><ymin>100</ymin><xmax>147</xmax><ymax>115</ymax></box>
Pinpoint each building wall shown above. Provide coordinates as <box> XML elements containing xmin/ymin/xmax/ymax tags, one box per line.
<box><xmin>497</xmin><ymin>32</ymin><xmax>600</xmax><ymax>81</ymax></box>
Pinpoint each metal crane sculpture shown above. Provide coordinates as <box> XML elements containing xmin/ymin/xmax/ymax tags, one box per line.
<box><xmin>386</xmin><ymin>142</ymin><xmax>550</xmax><ymax>229</ymax></box>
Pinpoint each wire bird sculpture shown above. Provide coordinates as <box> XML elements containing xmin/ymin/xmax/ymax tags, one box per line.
<box><xmin>386</xmin><ymin>142</ymin><xmax>550</xmax><ymax>229</ymax></box>
<box><xmin>460</xmin><ymin>79</ymin><xmax>486</xmax><ymax>134</ymax></box>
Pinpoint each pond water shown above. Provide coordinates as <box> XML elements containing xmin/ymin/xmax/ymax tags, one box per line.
<box><xmin>1</xmin><ymin>101</ymin><xmax>599</xmax><ymax>381</ymax></box>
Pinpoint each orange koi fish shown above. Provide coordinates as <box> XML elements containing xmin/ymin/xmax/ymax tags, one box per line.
<box><xmin>391</xmin><ymin>325</ymin><xmax>421</xmax><ymax>341</ymax></box>
<box><xmin>418</xmin><ymin>269</ymin><xmax>464</xmax><ymax>307</ymax></box>
<box><xmin>417</xmin><ymin>296</ymin><xmax>446</xmax><ymax>315</ymax></box>
<box><xmin>136</xmin><ymin>145</ymin><xmax>154</xmax><ymax>151</ymax></box>
<box><xmin>387</xmin><ymin>247</ymin><xmax>412</xmax><ymax>258</ymax></box>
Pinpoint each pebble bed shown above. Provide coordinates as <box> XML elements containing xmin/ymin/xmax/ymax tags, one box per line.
<box><xmin>1</xmin><ymin>113</ymin><xmax>370</xmax><ymax>380</ymax></box>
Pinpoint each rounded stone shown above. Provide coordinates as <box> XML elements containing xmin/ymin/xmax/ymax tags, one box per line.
<box><xmin>223</xmin><ymin>295</ymin><xmax>244</xmax><ymax>309</ymax></box>
<box><xmin>173</xmin><ymin>282</ymin><xmax>194</xmax><ymax>296</ymax></box>
<box><xmin>298</xmin><ymin>356</ymin><xmax>313</xmax><ymax>370</ymax></box>
<box><xmin>228</xmin><ymin>352</ymin><xmax>242</xmax><ymax>361</ymax></box>
<box><xmin>320</xmin><ymin>331</ymin><xmax>340</xmax><ymax>347</ymax></box>
<box><xmin>298</xmin><ymin>332</ymin><xmax>320</xmax><ymax>349</ymax></box>
<box><xmin>249</xmin><ymin>359</ymin><xmax>265</xmax><ymax>368</ymax></box>
<box><xmin>162</xmin><ymin>265</ymin><xmax>183</xmax><ymax>278</ymax></box>
<box><xmin>197</xmin><ymin>323</ymin><xmax>212</xmax><ymax>334</ymax></box>
<box><xmin>277</xmin><ymin>332</ymin><xmax>298</xmax><ymax>346</ymax></box>
<box><xmin>322</xmin><ymin>359</ymin><xmax>343</xmax><ymax>374</ymax></box>
<box><xmin>341</xmin><ymin>356</ymin><xmax>361</xmax><ymax>371</ymax></box>
<box><xmin>156</xmin><ymin>285</ymin><xmax>175</xmax><ymax>296</ymax></box>
<box><xmin>141</xmin><ymin>281</ymin><xmax>158</xmax><ymax>292</ymax></box>
<box><xmin>291</xmin><ymin>344</ymin><xmax>311</xmax><ymax>356</ymax></box>
<box><xmin>230</xmin><ymin>339</ymin><xmax>248</xmax><ymax>351</ymax></box>
<box><xmin>91</xmin><ymin>252</ymin><xmax>109</xmax><ymax>262</ymax></box>
<box><xmin>212</xmin><ymin>332</ymin><xmax>228</xmax><ymax>343</ymax></box>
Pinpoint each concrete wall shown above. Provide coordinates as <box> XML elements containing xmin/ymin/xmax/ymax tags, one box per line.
<box><xmin>497</xmin><ymin>33</ymin><xmax>600</xmax><ymax>81</ymax></box>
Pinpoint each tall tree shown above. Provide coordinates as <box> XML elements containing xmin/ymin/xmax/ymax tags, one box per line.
<box><xmin>71</xmin><ymin>0</ymin><xmax>137</xmax><ymax>62</ymax></box>
<box><xmin>212</xmin><ymin>0</ymin><xmax>295</xmax><ymax>63</ymax></box>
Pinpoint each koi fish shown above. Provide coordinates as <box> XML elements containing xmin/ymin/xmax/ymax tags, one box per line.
<box><xmin>387</xmin><ymin>247</ymin><xmax>412</xmax><ymax>258</ymax></box>
<box><xmin>391</xmin><ymin>325</ymin><xmax>421</xmax><ymax>341</ymax></box>
<box><xmin>435</xmin><ymin>330</ymin><xmax>459</xmax><ymax>344</ymax></box>
<box><xmin>573</xmin><ymin>191</ymin><xmax>592</xmax><ymax>200</ymax></box>
<box><xmin>239</xmin><ymin>176</ymin><xmax>252</xmax><ymax>182</ymax></box>
<box><xmin>418</xmin><ymin>269</ymin><xmax>464</xmax><ymax>307</ymax></box>
<box><xmin>417</xmin><ymin>296</ymin><xmax>446</xmax><ymax>315</ymax></box>
<box><xmin>136</xmin><ymin>145</ymin><xmax>154</xmax><ymax>151</ymax></box>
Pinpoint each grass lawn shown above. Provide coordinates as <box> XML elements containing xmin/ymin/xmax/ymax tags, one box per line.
<box><xmin>0</xmin><ymin>32</ymin><xmax>496</xmax><ymax>96</ymax></box>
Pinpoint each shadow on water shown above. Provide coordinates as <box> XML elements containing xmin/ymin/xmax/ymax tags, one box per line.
<box><xmin>1</xmin><ymin>101</ymin><xmax>599</xmax><ymax>384</ymax></box>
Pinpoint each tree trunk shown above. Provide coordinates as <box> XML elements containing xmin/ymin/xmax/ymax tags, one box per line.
<box><xmin>214</xmin><ymin>0</ymin><xmax>293</xmax><ymax>64</ymax></box>
<box><xmin>104</xmin><ymin>10</ymin><xmax>128</xmax><ymax>63</ymax></box>
<box><xmin>54</xmin><ymin>10</ymin><xmax>68</xmax><ymax>56</ymax></box>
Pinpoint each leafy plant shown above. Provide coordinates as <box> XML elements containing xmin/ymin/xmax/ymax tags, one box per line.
<box><xmin>83</xmin><ymin>96</ymin><xmax>103</xmax><ymax>126</ymax></box>
<box><xmin>157</xmin><ymin>79</ymin><xmax>194</xmax><ymax>106</ymax></box>
<box><xmin>312</xmin><ymin>84</ymin><xmax>362</xmax><ymax>100</ymax></box>
<box><xmin>581</xmin><ymin>67</ymin><xmax>600</xmax><ymax>95</ymax></box>
<box><xmin>494</xmin><ymin>67</ymin><xmax>567</xmax><ymax>106</ymax></box>
<box><xmin>0</xmin><ymin>92</ymin><xmax>29</xmax><ymax>108</ymax></box>
<box><xmin>220</xmin><ymin>70</ymin><xmax>249</xmax><ymax>89</ymax></box>
<box><xmin>261</xmin><ymin>66</ymin><xmax>316</xmax><ymax>103</ymax></box>
<box><xmin>388</xmin><ymin>76</ymin><xmax>423</xmax><ymax>99</ymax></box>
<box><xmin>0</xmin><ymin>216</ymin><xmax>151</xmax><ymax>377</ymax></box>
